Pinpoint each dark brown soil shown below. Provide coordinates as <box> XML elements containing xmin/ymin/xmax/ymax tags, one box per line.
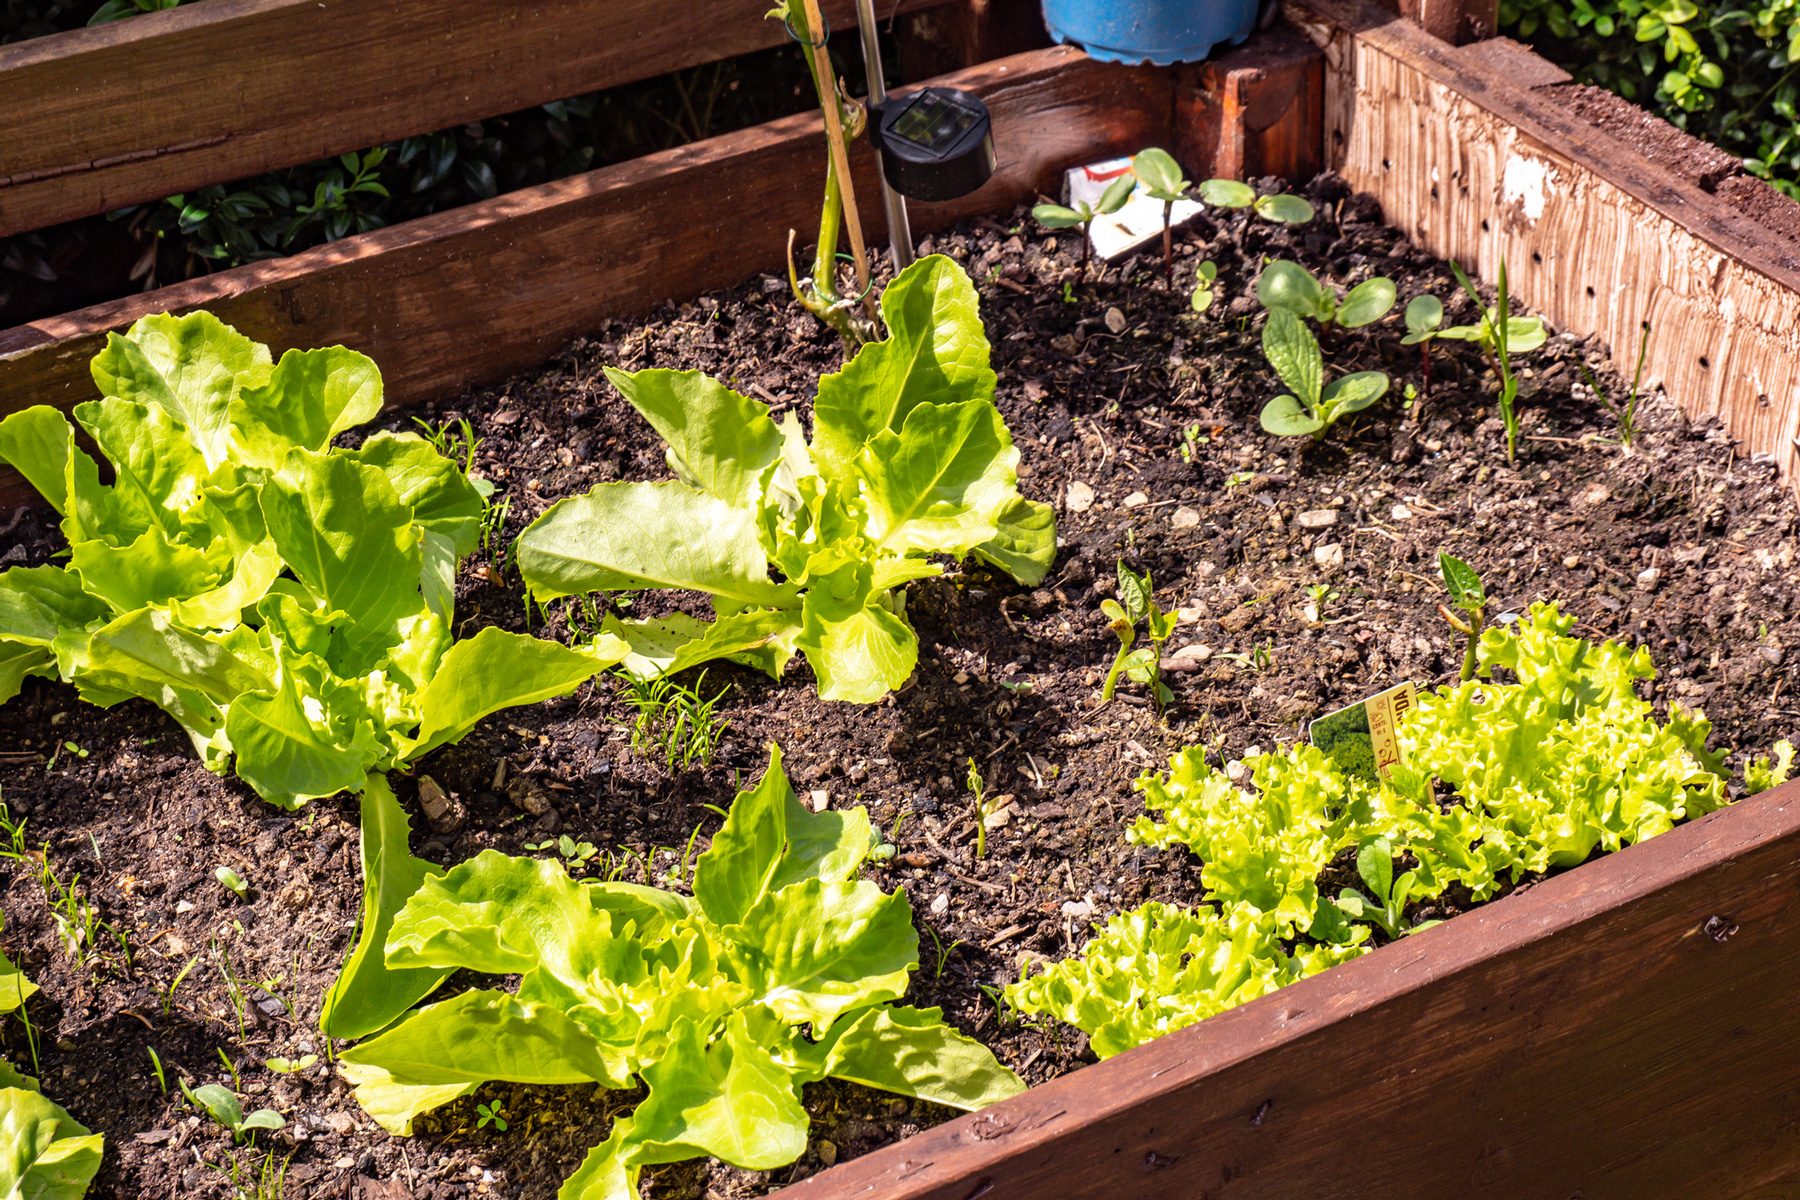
<box><xmin>5</xmin><ymin>173</ymin><xmax>1799</xmax><ymax>1199</ymax></box>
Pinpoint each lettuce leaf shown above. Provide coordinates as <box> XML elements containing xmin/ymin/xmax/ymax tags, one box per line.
<box><xmin>516</xmin><ymin>255</ymin><xmax>1052</xmax><ymax>703</ymax></box>
<box><xmin>338</xmin><ymin>745</ymin><xmax>1021</xmax><ymax>1197</ymax></box>
<box><xmin>0</xmin><ymin>311</ymin><xmax>617</xmax><ymax>807</ymax></box>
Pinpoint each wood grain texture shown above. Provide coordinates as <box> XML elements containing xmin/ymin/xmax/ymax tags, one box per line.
<box><xmin>0</xmin><ymin>0</ymin><xmax>953</xmax><ymax>238</ymax></box>
<box><xmin>1286</xmin><ymin>0</ymin><xmax>1800</xmax><ymax>486</ymax></box>
<box><xmin>1177</xmin><ymin>25</ymin><xmax>1324</xmax><ymax>184</ymax></box>
<box><xmin>775</xmin><ymin>779</ymin><xmax>1800</xmax><ymax>1200</ymax></box>
<box><xmin>0</xmin><ymin>46</ymin><xmax>1170</xmax><ymax>504</ymax></box>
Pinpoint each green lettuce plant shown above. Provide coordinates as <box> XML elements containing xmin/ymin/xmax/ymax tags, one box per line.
<box><xmin>1258</xmin><ymin>310</ymin><xmax>1391</xmax><ymax>438</ymax></box>
<box><xmin>1013</xmin><ymin>602</ymin><xmax>1777</xmax><ymax>1057</ymax></box>
<box><xmin>0</xmin><ymin>312</ymin><xmax>614</xmax><ymax>808</ymax></box>
<box><xmin>515</xmin><ymin>254</ymin><xmax>1054</xmax><ymax>704</ymax></box>
<box><xmin>1</xmin><ymin>948</ymin><xmax>103</xmax><ymax>1198</ymax></box>
<box><xmin>1003</xmin><ymin>901</ymin><xmax>1361</xmax><ymax>1060</ymax></box>
<box><xmin>337</xmin><ymin>745</ymin><xmax>1022</xmax><ymax>1199</ymax></box>
<box><xmin>1257</xmin><ymin>260</ymin><xmax>1396</xmax><ymax>329</ymax></box>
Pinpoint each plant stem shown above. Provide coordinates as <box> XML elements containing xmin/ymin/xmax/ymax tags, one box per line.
<box><xmin>1160</xmin><ymin>200</ymin><xmax>1173</xmax><ymax>282</ymax></box>
<box><xmin>1460</xmin><ymin>604</ymin><xmax>1485</xmax><ymax>683</ymax></box>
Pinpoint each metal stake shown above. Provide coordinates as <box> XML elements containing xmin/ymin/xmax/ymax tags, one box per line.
<box><xmin>853</xmin><ymin>0</ymin><xmax>915</xmax><ymax>271</ymax></box>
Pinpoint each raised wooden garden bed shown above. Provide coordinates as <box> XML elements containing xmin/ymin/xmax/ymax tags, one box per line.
<box><xmin>3</xmin><ymin>1</ymin><xmax>1800</xmax><ymax>1197</ymax></box>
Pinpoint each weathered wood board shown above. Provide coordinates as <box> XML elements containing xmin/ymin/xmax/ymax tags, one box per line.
<box><xmin>1286</xmin><ymin>0</ymin><xmax>1800</xmax><ymax>485</ymax></box>
<box><xmin>0</xmin><ymin>46</ymin><xmax>1170</xmax><ymax>504</ymax></box>
<box><xmin>774</xmin><ymin>779</ymin><xmax>1800</xmax><ymax>1199</ymax></box>
<box><xmin>0</xmin><ymin>0</ymin><xmax>953</xmax><ymax>238</ymax></box>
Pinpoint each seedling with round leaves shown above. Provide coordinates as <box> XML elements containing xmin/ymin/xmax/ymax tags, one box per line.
<box><xmin>1130</xmin><ymin>147</ymin><xmax>1191</xmax><ymax>280</ymax></box>
<box><xmin>1031</xmin><ymin>172</ymin><xmax>1136</xmax><ymax>280</ymax></box>
<box><xmin>1257</xmin><ymin>260</ymin><xmax>1397</xmax><ymax>329</ymax></box>
<box><xmin>1189</xmin><ymin>260</ymin><xmax>1219</xmax><ymax>314</ymax></box>
<box><xmin>1196</xmin><ymin>179</ymin><xmax>1315</xmax><ymax>226</ymax></box>
<box><xmin>180</xmin><ymin>1080</ymin><xmax>285</xmax><ymax>1144</ymax></box>
<box><xmin>1258</xmin><ymin>311</ymin><xmax>1391</xmax><ymax>438</ymax></box>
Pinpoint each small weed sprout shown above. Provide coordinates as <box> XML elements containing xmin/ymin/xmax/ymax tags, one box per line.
<box><xmin>525</xmin><ymin>834</ymin><xmax>601</xmax><ymax>873</ymax></box>
<box><xmin>1032</xmin><ymin>172</ymin><xmax>1135</xmax><ymax>280</ymax></box>
<box><xmin>1178</xmin><ymin>422</ymin><xmax>1206</xmax><ymax>463</ymax></box>
<box><xmin>1438</xmin><ymin>552</ymin><xmax>1488</xmax><ymax>682</ymax></box>
<box><xmin>1101</xmin><ymin>562</ymin><xmax>1175</xmax><ymax>711</ymax></box>
<box><xmin>1257</xmin><ymin>260</ymin><xmax>1396</xmax><ymax>329</ymax></box>
<box><xmin>1401</xmin><ymin>294</ymin><xmax>1443</xmax><ymax>400</ymax></box>
<box><xmin>1258</xmin><ymin>311</ymin><xmax>1391</xmax><ymax>438</ymax></box>
<box><xmin>965</xmin><ymin>758</ymin><xmax>1007</xmax><ymax>860</ymax></box>
<box><xmin>621</xmin><ymin>672</ymin><xmax>730</xmax><ymax>769</ymax></box>
<box><xmin>147</xmin><ymin>1047</ymin><xmax>168</xmax><ymax>1094</ymax></box>
<box><xmin>1585</xmin><ymin>319</ymin><xmax>1653</xmax><ymax>451</ymax></box>
<box><xmin>411</xmin><ymin>416</ymin><xmax>483</xmax><ymax>478</ymax></box>
<box><xmin>215</xmin><ymin>866</ymin><xmax>249</xmax><ymax>900</ymax></box>
<box><xmin>925</xmin><ymin>927</ymin><xmax>966</xmax><ymax>981</ymax></box>
<box><xmin>477</xmin><ymin>1100</ymin><xmax>509</xmax><ymax>1132</ymax></box>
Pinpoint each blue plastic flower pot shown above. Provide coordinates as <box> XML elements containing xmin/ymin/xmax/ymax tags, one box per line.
<box><xmin>1040</xmin><ymin>0</ymin><xmax>1261</xmax><ymax>65</ymax></box>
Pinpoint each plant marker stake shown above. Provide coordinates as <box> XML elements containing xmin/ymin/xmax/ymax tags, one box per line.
<box><xmin>800</xmin><ymin>0</ymin><xmax>878</xmax><ymax>321</ymax></box>
<box><xmin>853</xmin><ymin>0</ymin><xmax>915</xmax><ymax>271</ymax></box>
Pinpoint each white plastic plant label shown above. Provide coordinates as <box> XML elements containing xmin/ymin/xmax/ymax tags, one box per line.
<box><xmin>1065</xmin><ymin>158</ymin><xmax>1204</xmax><ymax>261</ymax></box>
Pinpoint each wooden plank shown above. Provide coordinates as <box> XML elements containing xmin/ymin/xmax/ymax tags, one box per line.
<box><xmin>0</xmin><ymin>46</ymin><xmax>1170</xmax><ymax>506</ymax></box>
<box><xmin>777</xmin><ymin>779</ymin><xmax>1800</xmax><ymax>1199</ymax></box>
<box><xmin>0</xmin><ymin>0</ymin><xmax>954</xmax><ymax>239</ymax></box>
<box><xmin>1283</xmin><ymin>0</ymin><xmax>1800</xmax><ymax>485</ymax></box>
<box><xmin>1177</xmin><ymin>25</ymin><xmax>1324</xmax><ymax>185</ymax></box>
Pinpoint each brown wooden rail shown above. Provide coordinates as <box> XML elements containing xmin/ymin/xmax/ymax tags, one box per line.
<box><xmin>0</xmin><ymin>0</ymin><xmax>954</xmax><ymax>238</ymax></box>
<box><xmin>775</xmin><ymin>777</ymin><xmax>1800</xmax><ymax>1199</ymax></box>
<box><xmin>0</xmin><ymin>45</ymin><xmax>1171</xmax><ymax>505</ymax></box>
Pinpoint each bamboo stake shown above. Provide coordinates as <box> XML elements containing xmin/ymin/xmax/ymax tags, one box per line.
<box><xmin>799</xmin><ymin>0</ymin><xmax>878</xmax><ymax>321</ymax></box>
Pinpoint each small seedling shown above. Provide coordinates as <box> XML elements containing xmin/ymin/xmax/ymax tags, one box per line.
<box><xmin>147</xmin><ymin>1047</ymin><xmax>168</xmax><ymax>1094</ymax></box>
<box><xmin>411</xmin><ymin>416</ymin><xmax>483</xmax><ymax>478</ymax></box>
<box><xmin>1257</xmin><ymin>260</ymin><xmax>1396</xmax><ymax>329</ymax></box>
<box><xmin>477</xmin><ymin>1100</ymin><xmax>509</xmax><ymax>1132</ymax></box>
<box><xmin>621</xmin><ymin>672</ymin><xmax>730</xmax><ymax>770</ymax></box>
<box><xmin>45</xmin><ymin>740</ymin><xmax>89</xmax><ymax>771</ymax></box>
<box><xmin>180</xmin><ymin>1080</ymin><xmax>286</xmax><ymax>1144</ymax></box>
<box><xmin>1178</xmin><ymin>422</ymin><xmax>1206</xmax><ymax>463</ymax></box>
<box><xmin>1032</xmin><ymin>173</ymin><xmax>1135</xmax><ymax>279</ymax></box>
<box><xmin>925</xmin><ymin>927</ymin><xmax>966</xmax><ymax>981</ymax></box>
<box><xmin>1438</xmin><ymin>552</ymin><xmax>1487</xmax><ymax>682</ymax></box>
<box><xmin>525</xmin><ymin>834</ymin><xmax>601</xmax><ymax>872</ymax></box>
<box><xmin>1189</xmin><ymin>260</ymin><xmax>1219</xmax><ymax>314</ymax></box>
<box><xmin>1224</xmin><ymin>470</ymin><xmax>1255</xmax><ymax>489</ymax></box>
<box><xmin>1129</xmin><ymin>147</ymin><xmax>1191</xmax><ymax>281</ymax></box>
<box><xmin>214</xmin><ymin>866</ymin><xmax>249</xmax><ymax>900</ymax></box>
<box><xmin>1447</xmin><ymin>259</ymin><xmax>1546</xmax><ymax>465</ymax></box>
<box><xmin>966</xmin><ymin>758</ymin><xmax>998</xmax><ymax>860</ymax></box>
<box><xmin>1303</xmin><ymin>582</ymin><xmax>1341</xmax><ymax>623</ymax></box>
<box><xmin>1401</xmin><ymin>294</ymin><xmax>1444</xmax><ymax>400</ymax></box>
<box><xmin>1585</xmin><ymin>319</ymin><xmax>1653</xmax><ymax>451</ymax></box>
<box><xmin>1333</xmin><ymin>839</ymin><xmax>1440</xmax><ymax>939</ymax></box>
<box><xmin>264</xmin><ymin>1054</ymin><xmax>317</xmax><ymax>1074</ymax></box>
<box><xmin>1258</xmin><ymin>311</ymin><xmax>1391</xmax><ymax>438</ymax></box>
<box><xmin>1196</xmin><ymin>178</ymin><xmax>1315</xmax><ymax>225</ymax></box>
<box><xmin>1101</xmin><ymin>562</ymin><xmax>1176</xmax><ymax>711</ymax></box>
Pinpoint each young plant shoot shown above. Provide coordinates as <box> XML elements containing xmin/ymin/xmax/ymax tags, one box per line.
<box><xmin>1443</xmin><ymin>259</ymin><xmax>1549</xmax><ymax>463</ymax></box>
<box><xmin>1257</xmin><ymin>260</ymin><xmax>1397</xmax><ymax>329</ymax></box>
<box><xmin>0</xmin><ymin>313</ymin><xmax>616</xmax><ymax>808</ymax></box>
<box><xmin>1586</xmin><ymin>319</ymin><xmax>1654</xmax><ymax>451</ymax></box>
<box><xmin>515</xmin><ymin>254</ymin><xmax>1054</xmax><ymax>704</ymax></box>
<box><xmin>1101</xmin><ymin>562</ymin><xmax>1176</xmax><ymax>711</ymax></box>
<box><xmin>1130</xmin><ymin>147</ymin><xmax>1192</xmax><ymax>281</ymax></box>
<box><xmin>1190</xmin><ymin>260</ymin><xmax>1219</xmax><ymax>314</ymax></box>
<box><xmin>1438</xmin><ymin>552</ymin><xmax>1487</xmax><ymax>682</ymax></box>
<box><xmin>1032</xmin><ymin>173</ymin><xmax>1135</xmax><ymax>280</ymax></box>
<box><xmin>334</xmin><ymin>746</ymin><xmax>1023</xmax><ymax>1200</ymax></box>
<box><xmin>1259</xmin><ymin>311</ymin><xmax>1391</xmax><ymax>438</ymax></box>
<box><xmin>1196</xmin><ymin>178</ymin><xmax>1316</xmax><ymax>226</ymax></box>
